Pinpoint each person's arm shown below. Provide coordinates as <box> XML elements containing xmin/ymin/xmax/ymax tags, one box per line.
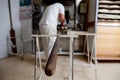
<box><xmin>58</xmin><ymin>3</ymin><xmax>65</xmax><ymax>26</ymax></box>
<box><xmin>59</xmin><ymin>13</ymin><xmax>65</xmax><ymax>26</ymax></box>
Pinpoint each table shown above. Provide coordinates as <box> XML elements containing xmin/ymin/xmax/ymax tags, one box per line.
<box><xmin>31</xmin><ymin>30</ymin><xmax>97</xmax><ymax>80</ymax></box>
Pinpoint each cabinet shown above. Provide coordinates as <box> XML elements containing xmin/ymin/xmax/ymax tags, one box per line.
<box><xmin>96</xmin><ymin>0</ymin><xmax>120</xmax><ymax>60</ymax></box>
<box><xmin>97</xmin><ymin>24</ymin><xmax>120</xmax><ymax>60</ymax></box>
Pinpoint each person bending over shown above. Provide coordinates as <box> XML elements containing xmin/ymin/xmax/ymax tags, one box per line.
<box><xmin>39</xmin><ymin>0</ymin><xmax>65</xmax><ymax>60</ymax></box>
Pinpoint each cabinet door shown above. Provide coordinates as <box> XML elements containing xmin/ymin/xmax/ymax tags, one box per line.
<box><xmin>96</xmin><ymin>26</ymin><xmax>120</xmax><ymax>60</ymax></box>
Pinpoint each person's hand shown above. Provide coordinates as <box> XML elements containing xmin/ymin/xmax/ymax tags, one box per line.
<box><xmin>61</xmin><ymin>22</ymin><xmax>64</xmax><ymax>26</ymax></box>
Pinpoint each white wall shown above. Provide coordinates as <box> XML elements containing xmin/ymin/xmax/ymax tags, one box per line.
<box><xmin>0</xmin><ymin>0</ymin><xmax>9</xmax><ymax>58</ymax></box>
<box><xmin>0</xmin><ymin>0</ymin><xmax>21</xmax><ymax>58</ymax></box>
<box><xmin>0</xmin><ymin>0</ymin><xmax>33</xmax><ymax>58</ymax></box>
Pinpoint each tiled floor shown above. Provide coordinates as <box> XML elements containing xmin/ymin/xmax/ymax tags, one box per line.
<box><xmin>0</xmin><ymin>54</ymin><xmax>120</xmax><ymax>80</ymax></box>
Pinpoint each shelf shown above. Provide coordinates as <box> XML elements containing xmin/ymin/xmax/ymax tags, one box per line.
<box><xmin>98</xmin><ymin>0</ymin><xmax>120</xmax><ymax>22</ymax></box>
<box><xmin>98</xmin><ymin>14</ymin><xmax>120</xmax><ymax>20</ymax></box>
<box><xmin>98</xmin><ymin>9</ymin><xmax>120</xmax><ymax>15</ymax></box>
<box><xmin>99</xmin><ymin>1</ymin><xmax>120</xmax><ymax>5</ymax></box>
<box><xmin>99</xmin><ymin>7</ymin><xmax>120</xmax><ymax>10</ymax></box>
<box><xmin>97</xmin><ymin>21</ymin><xmax>120</xmax><ymax>26</ymax></box>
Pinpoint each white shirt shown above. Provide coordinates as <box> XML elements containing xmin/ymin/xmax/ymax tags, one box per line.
<box><xmin>39</xmin><ymin>3</ymin><xmax>65</xmax><ymax>27</ymax></box>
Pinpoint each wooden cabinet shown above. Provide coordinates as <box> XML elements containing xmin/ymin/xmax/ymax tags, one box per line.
<box><xmin>96</xmin><ymin>23</ymin><xmax>120</xmax><ymax>60</ymax></box>
<box><xmin>96</xmin><ymin>0</ymin><xmax>120</xmax><ymax>60</ymax></box>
